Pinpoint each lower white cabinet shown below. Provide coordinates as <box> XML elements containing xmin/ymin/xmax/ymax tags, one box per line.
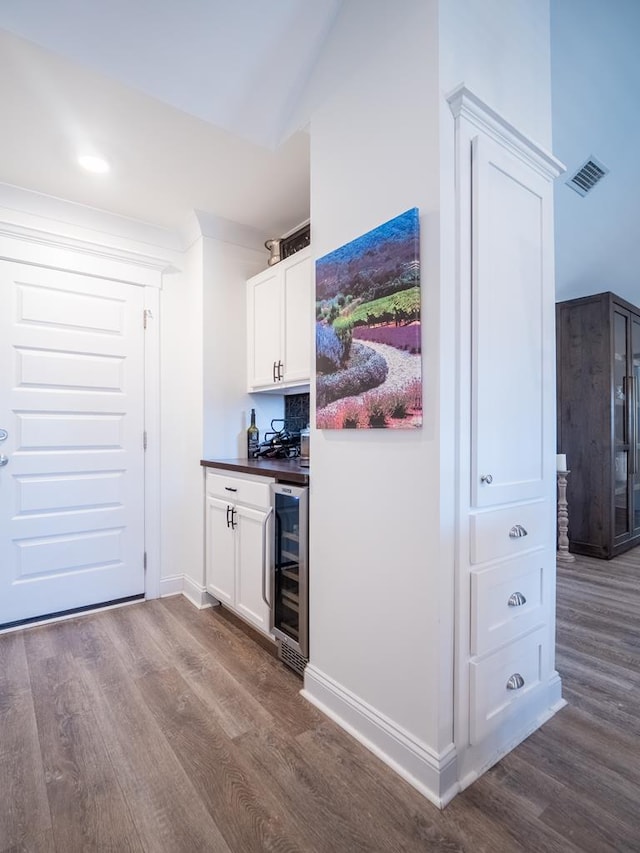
<box><xmin>205</xmin><ymin>470</ymin><xmax>274</xmax><ymax>636</ymax></box>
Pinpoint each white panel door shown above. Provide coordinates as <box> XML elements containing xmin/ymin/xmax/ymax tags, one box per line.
<box><xmin>235</xmin><ymin>503</ymin><xmax>271</xmax><ymax>634</ymax></box>
<box><xmin>282</xmin><ymin>253</ymin><xmax>311</xmax><ymax>384</ymax></box>
<box><xmin>205</xmin><ymin>496</ymin><xmax>235</xmax><ymax>606</ymax></box>
<box><xmin>471</xmin><ymin>135</ymin><xmax>553</xmax><ymax>508</ymax></box>
<box><xmin>247</xmin><ymin>270</ymin><xmax>281</xmax><ymax>389</ymax></box>
<box><xmin>0</xmin><ymin>261</ymin><xmax>145</xmax><ymax>626</ymax></box>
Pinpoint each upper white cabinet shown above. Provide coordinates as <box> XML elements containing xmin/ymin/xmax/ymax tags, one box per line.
<box><xmin>247</xmin><ymin>247</ymin><xmax>312</xmax><ymax>392</ymax></box>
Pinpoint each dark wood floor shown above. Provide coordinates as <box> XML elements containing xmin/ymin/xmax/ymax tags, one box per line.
<box><xmin>2</xmin><ymin>550</ymin><xmax>640</xmax><ymax>852</ymax></box>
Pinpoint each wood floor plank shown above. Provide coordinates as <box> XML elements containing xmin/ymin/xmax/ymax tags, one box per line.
<box><xmin>2</xmin><ymin>829</ymin><xmax>56</xmax><ymax>853</ymax></box>
<box><xmin>165</xmin><ymin>595</ymin><xmax>322</xmax><ymax>736</ymax></box>
<box><xmin>26</xmin><ymin>650</ymin><xmax>145</xmax><ymax>852</ymax></box>
<box><xmin>0</xmin><ymin>688</ymin><xmax>51</xmax><ymax>852</ymax></box>
<box><xmin>138</xmin><ymin>599</ymin><xmax>274</xmax><ymax>739</ymax></box>
<box><xmin>78</xmin><ymin>657</ymin><xmax>232</xmax><ymax>852</ymax></box>
<box><xmin>136</xmin><ymin>665</ymin><xmax>313</xmax><ymax>853</ymax></box>
<box><xmin>235</xmin><ymin>718</ymin><xmax>441</xmax><ymax>853</ymax></box>
<box><xmin>98</xmin><ymin>603</ymin><xmax>176</xmax><ymax>680</ymax></box>
<box><xmin>0</xmin><ymin>632</ymin><xmax>30</xmax><ymax>696</ymax></box>
<box><xmin>296</xmin><ymin>720</ymin><xmax>469</xmax><ymax>852</ymax></box>
<box><xmin>538</xmin><ymin>787</ymin><xmax>640</xmax><ymax>853</ymax></box>
<box><xmin>2</xmin><ymin>542</ymin><xmax>640</xmax><ymax>853</ymax></box>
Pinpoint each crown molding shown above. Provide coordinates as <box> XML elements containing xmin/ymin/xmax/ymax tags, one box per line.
<box><xmin>447</xmin><ymin>84</ymin><xmax>565</xmax><ymax>180</ymax></box>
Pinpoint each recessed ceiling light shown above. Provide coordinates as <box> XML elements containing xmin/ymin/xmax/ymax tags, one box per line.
<box><xmin>78</xmin><ymin>154</ymin><xmax>110</xmax><ymax>174</ymax></box>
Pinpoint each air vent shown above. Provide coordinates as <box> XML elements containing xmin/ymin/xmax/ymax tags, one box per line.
<box><xmin>566</xmin><ymin>156</ymin><xmax>609</xmax><ymax>197</ymax></box>
<box><xmin>277</xmin><ymin>639</ymin><xmax>307</xmax><ymax>677</ymax></box>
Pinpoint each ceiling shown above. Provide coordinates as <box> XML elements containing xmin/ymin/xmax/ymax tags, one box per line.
<box><xmin>0</xmin><ymin>0</ymin><xmax>636</xmax><ymax>300</ymax></box>
<box><xmin>0</xmin><ymin>0</ymin><xmax>343</xmax><ymax>240</ymax></box>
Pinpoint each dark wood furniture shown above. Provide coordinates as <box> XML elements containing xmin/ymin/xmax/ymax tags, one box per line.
<box><xmin>556</xmin><ymin>291</ymin><xmax>640</xmax><ymax>558</ymax></box>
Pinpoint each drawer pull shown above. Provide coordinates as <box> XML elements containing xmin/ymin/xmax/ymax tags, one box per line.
<box><xmin>480</xmin><ymin>473</ymin><xmax>493</xmax><ymax>484</ymax></box>
<box><xmin>508</xmin><ymin>591</ymin><xmax>527</xmax><ymax>607</ymax></box>
<box><xmin>506</xmin><ymin>673</ymin><xmax>525</xmax><ymax>691</ymax></box>
<box><xmin>224</xmin><ymin>486</ymin><xmax>238</xmax><ymax>492</ymax></box>
<box><xmin>509</xmin><ymin>524</ymin><xmax>528</xmax><ymax>538</ymax></box>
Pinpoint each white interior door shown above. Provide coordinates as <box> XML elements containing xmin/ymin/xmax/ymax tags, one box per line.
<box><xmin>0</xmin><ymin>261</ymin><xmax>146</xmax><ymax>627</ymax></box>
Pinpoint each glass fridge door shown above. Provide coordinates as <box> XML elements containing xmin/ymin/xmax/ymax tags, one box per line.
<box><xmin>613</xmin><ymin>309</ymin><xmax>630</xmax><ymax>540</ymax></box>
<box><xmin>272</xmin><ymin>485</ymin><xmax>308</xmax><ymax>658</ymax></box>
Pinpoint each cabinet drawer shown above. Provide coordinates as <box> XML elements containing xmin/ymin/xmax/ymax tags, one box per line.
<box><xmin>470</xmin><ymin>552</ymin><xmax>546</xmax><ymax>656</ymax></box>
<box><xmin>470</xmin><ymin>501</ymin><xmax>547</xmax><ymax>564</ymax></box>
<box><xmin>469</xmin><ymin>629</ymin><xmax>544</xmax><ymax>744</ymax></box>
<box><xmin>205</xmin><ymin>471</ymin><xmax>273</xmax><ymax>509</ymax></box>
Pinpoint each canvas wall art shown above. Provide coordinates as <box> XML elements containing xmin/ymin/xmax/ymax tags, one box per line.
<box><xmin>315</xmin><ymin>207</ymin><xmax>422</xmax><ymax>429</ymax></box>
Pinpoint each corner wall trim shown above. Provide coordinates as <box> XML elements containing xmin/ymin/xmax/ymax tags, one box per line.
<box><xmin>182</xmin><ymin>575</ymin><xmax>212</xmax><ymax>610</ymax></box>
<box><xmin>159</xmin><ymin>575</ymin><xmax>184</xmax><ymax>598</ymax></box>
<box><xmin>302</xmin><ymin>665</ymin><xmax>459</xmax><ymax>809</ymax></box>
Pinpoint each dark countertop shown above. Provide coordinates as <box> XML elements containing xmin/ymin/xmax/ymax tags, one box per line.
<box><xmin>200</xmin><ymin>457</ymin><xmax>310</xmax><ymax>485</ymax></box>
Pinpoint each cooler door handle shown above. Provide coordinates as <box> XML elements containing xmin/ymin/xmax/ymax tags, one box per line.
<box><xmin>261</xmin><ymin>507</ymin><xmax>274</xmax><ymax>609</ymax></box>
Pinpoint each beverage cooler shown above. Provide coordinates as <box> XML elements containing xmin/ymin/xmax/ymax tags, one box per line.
<box><xmin>268</xmin><ymin>483</ymin><xmax>308</xmax><ymax>674</ymax></box>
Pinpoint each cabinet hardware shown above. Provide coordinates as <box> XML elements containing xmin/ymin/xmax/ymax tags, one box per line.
<box><xmin>277</xmin><ymin>360</ymin><xmax>284</xmax><ymax>381</ymax></box>
<box><xmin>0</xmin><ymin>454</ymin><xmax>8</xmax><ymax>467</ymax></box>
<box><xmin>273</xmin><ymin>361</ymin><xmax>278</xmax><ymax>382</ymax></box>
<box><xmin>230</xmin><ymin>507</ymin><xmax>237</xmax><ymax>529</ymax></box>
<box><xmin>226</xmin><ymin>505</ymin><xmax>232</xmax><ymax>528</ymax></box>
<box><xmin>261</xmin><ymin>507</ymin><xmax>274</xmax><ymax>608</ymax></box>
<box><xmin>224</xmin><ymin>486</ymin><xmax>237</xmax><ymax>492</ymax></box>
<box><xmin>480</xmin><ymin>473</ymin><xmax>493</xmax><ymax>484</ymax></box>
<box><xmin>506</xmin><ymin>673</ymin><xmax>525</xmax><ymax>691</ymax></box>
<box><xmin>0</xmin><ymin>429</ymin><xmax>7</xmax><ymax>442</ymax></box>
<box><xmin>508</xmin><ymin>591</ymin><xmax>527</xmax><ymax>607</ymax></box>
<box><xmin>509</xmin><ymin>524</ymin><xmax>528</xmax><ymax>538</ymax></box>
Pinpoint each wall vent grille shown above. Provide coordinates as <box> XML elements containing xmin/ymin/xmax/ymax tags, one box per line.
<box><xmin>566</xmin><ymin>156</ymin><xmax>609</xmax><ymax>197</ymax></box>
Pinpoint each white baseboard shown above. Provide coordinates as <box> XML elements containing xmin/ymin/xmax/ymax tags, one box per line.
<box><xmin>159</xmin><ymin>575</ymin><xmax>184</xmax><ymax>598</ymax></box>
<box><xmin>182</xmin><ymin>575</ymin><xmax>213</xmax><ymax>609</ymax></box>
<box><xmin>302</xmin><ymin>664</ymin><xmax>459</xmax><ymax>809</ymax></box>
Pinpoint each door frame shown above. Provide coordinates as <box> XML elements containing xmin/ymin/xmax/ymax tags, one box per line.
<box><xmin>0</xmin><ymin>220</ymin><xmax>173</xmax><ymax>605</ymax></box>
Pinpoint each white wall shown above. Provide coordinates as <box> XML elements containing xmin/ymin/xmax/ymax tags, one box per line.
<box><xmin>551</xmin><ymin>0</ymin><xmax>640</xmax><ymax>304</ymax></box>
<box><xmin>202</xmin><ymin>236</ymin><xmax>283</xmax><ymax>459</ymax></box>
<box><xmin>439</xmin><ymin>0</ymin><xmax>552</xmax><ymax>148</ymax></box>
<box><xmin>159</xmin><ymin>240</ymin><xmax>205</xmax><ymax>592</ymax></box>
<box><xmin>304</xmin><ymin>0</ymin><xmax>556</xmax><ymax>795</ymax></box>
<box><xmin>307</xmin><ymin>0</ymin><xmax>446</xmax><ymax>750</ymax></box>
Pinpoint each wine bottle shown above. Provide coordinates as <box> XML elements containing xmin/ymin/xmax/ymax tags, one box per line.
<box><xmin>247</xmin><ymin>408</ymin><xmax>259</xmax><ymax>458</ymax></box>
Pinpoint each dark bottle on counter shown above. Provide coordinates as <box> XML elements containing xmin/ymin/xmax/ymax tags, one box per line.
<box><xmin>247</xmin><ymin>408</ymin><xmax>260</xmax><ymax>458</ymax></box>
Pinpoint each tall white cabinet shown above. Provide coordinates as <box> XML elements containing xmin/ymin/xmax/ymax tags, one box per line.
<box><xmin>448</xmin><ymin>87</ymin><xmax>565</xmax><ymax>789</ymax></box>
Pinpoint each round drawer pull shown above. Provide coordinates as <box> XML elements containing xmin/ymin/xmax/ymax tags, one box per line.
<box><xmin>480</xmin><ymin>473</ymin><xmax>493</xmax><ymax>484</ymax></box>
<box><xmin>509</xmin><ymin>524</ymin><xmax>528</xmax><ymax>538</ymax></box>
<box><xmin>508</xmin><ymin>591</ymin><xmax>527</xmax><ymax>607</ymax></box>
<box><xmin>506</xmin><ymin>673</ymin><xmax>525</xmax><ymax>691</ymax></box>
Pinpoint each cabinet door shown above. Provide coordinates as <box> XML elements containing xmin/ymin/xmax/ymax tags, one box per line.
<box><xmin>471</xmin><ymin>135</ymin><xmax>554</xmax><ymax>508</ymax></box>
<box><xmin>247</xmin><ymin>269</ymin><xmax>281</xmax><ymax>389</ymax></box>
<box><xmin>205</xmin><ymin>496</ymin><xmax>235</xmax><ymax>606</ymax></box>
<box><xmin>234</xmin><ymin>504</ymin><xmax>272</xmax><ymax>635</ymax></box>
<box><xmin>282</xmin><ymin>253</ymin><xmax>311</xmax><ymax>384</ymax></box>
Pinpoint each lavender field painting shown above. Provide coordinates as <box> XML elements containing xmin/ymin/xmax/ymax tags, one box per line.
<box><xmin>315</xmin><ymin>208</ymin><xmax>422</xmax><ymax>429</ymax></box>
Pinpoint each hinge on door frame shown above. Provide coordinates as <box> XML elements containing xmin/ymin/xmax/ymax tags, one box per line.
<box><xmin>143</xmin><ymin>431</ymin><xmax>147</xmax><ymax>451</ymax></box>
<box><xmin>143</xmin><ymin>308</ymin><xmax>153</xmax><ymax>329</ymax></box>
<box><xmin>143</xmin><ymin>551</ymin><xmax>147</xmax><ymax>571</ymax></box>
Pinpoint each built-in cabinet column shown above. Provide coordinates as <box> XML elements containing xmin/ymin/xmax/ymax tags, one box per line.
<box><xmin>448</xmin><ymin>86</ymin><xmax>565</xmax><ymax>789</ymax></box>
